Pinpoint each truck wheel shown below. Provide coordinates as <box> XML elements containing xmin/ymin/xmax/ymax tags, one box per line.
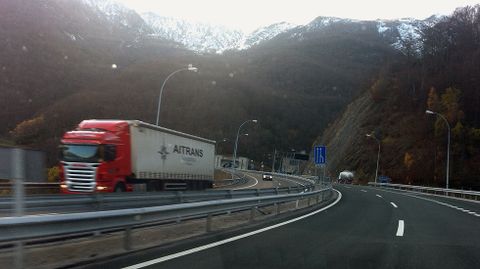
<box><xmin>114</xmin><ymin>183</ymin><xmax>126</xmax><ymax>192</ymax></box>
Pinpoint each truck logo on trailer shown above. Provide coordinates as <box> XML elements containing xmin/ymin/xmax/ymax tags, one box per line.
<box><xmin>172</xmin><ymin>145</ymin><xmax>203</xmax><ymax>157</ymax></box>
<box><xmin>158</xmin><ymin>138</ymin><xmax>169</xmax><ymax>164</ymax></box>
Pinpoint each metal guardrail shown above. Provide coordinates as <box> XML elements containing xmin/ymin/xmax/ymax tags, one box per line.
<box><xmin>0</xmin><ymin>185</ymin><xmax>332</xmax><ymax>243</ymax></box>
<box><xmin>1</xmin><ymin>171</ymin><xmax>331</xmax><ymax>268</ymax></box>
<box><xmin>368</xmin><ymin>182</ymin><xmax>480</xmax><ymax>201</ymax></box>
<box><xmin>0</xmin><ymin>185</ymin><xmax>314</xmax><ymax>214</ymax></box>
<box><xmin>0</xmin><ymin>169</ymin><xmax>314</xmax><ymax>215</ymax></box>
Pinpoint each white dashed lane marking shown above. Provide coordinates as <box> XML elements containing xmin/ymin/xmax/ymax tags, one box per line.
<box><xmin>375</xmin><ymin>188</ymin><xmax>480</xmax><ymax>218</ymax></box>
<box><xmin>396</xmin><ymin>220</ymin><xmax>405</xmax><ymax>237</ymax></box>
<box><xmin>441</xmin><ymin>202</ymin><xmax>480</xmax><ymax>217</ymax></box>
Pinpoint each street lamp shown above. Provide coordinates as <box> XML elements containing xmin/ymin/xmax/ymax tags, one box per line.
<box><xmin>232</xmin><ymin>120</ymin><xmax>257</xmax><ymax>172</ymax></box>
<box><xmin>366</xmin><ymin>133</ymin><xmax>381</xmax><ymax>184</ymax></box>
<box><xmin>155</xmin><ymin>64</ymin><xmax>198</xmax><ymax>125</ymax></box>
<box><xmin>426</xmin><ymin>110</ymin><xmax>451</xmax><ymax>189</ymax></box>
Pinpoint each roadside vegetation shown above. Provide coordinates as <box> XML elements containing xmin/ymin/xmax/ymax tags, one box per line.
<box><xmin>316</xmin><ymin>6</ymin><xmax>480</xmax><ymax>189</ymax></box>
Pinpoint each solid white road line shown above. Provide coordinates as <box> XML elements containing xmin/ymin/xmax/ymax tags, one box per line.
<box><xmin>396</xmin><ymin>220</ymin><xmax>405</xmax><ymax>237</ymax></box>
<box><xmin>233</xmin><ymin>174</ymin><xmax>259</xmax><ymax>190</ymax></box>
<box><xmin>390</xmin><ymin>202</ymin><xmax>398</xmax><ymax>208</ymax></box>
<box><xmin>376</xmin><ymin>194</ymin><xmax>382</xmax><ymax>198</ymax></box>
<box><xmin>122</xmin><ymin>190</ymin><xmax>343</xmax><ymax>269</ymax></box>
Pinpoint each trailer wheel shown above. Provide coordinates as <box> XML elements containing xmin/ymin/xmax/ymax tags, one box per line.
<box><xmin>114</xmin><ymin>182</ymin><xmax>126</xmax><ymax>192</ymax></box>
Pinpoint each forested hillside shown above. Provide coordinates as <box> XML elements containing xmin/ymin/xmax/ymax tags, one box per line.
<box><xmin>315</xmin><ymin>6</ymin><xmax>480</xmax><ymax>190</ymax></box>
<box><xmin>1</xmin><ymin>0</ymin><xmax>396</xmax><ymax>166</ymax></box>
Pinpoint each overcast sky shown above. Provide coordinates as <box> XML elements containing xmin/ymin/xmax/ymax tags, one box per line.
<box><xmin>117</xmin><ymin>0</ymin><xmax>480</xmax><ymax>32</ymax></box>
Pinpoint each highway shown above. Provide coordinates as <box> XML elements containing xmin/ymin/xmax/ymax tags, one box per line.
<box><xmin>86</xmin><ymin>184</ymin><xmax>480</xmax><ymax>269</ymax></box>
<box><xmin>232</xmin><ymin>171</ymin><xmax>307</xmax><ymax>190</ymax></box>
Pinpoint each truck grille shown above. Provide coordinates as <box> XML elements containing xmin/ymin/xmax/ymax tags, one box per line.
<box><xmin>63</xmin><ymin>162</ymin><xmax>99</xmax><ymax>192</ymax></box>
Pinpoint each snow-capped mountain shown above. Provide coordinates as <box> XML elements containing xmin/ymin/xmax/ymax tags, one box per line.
<box><xmin>243</xmin><ymin>22</ymin><xmax>297</xmax><ymax>48</ymax></box>
<box><xmin>281</xmin><ymin>16</ymin><xmax>445</xmax><ymax>55</ymax></box>
<box><xmin>141</xmin><ymin>13</ymin><xmax>297</xmax><ymax>53</ymax></box>
<box><xmin>374</xmin><ymin>16</ymin><xmax>443</xmax><ymax>54</ymax></box>
<box><xmin>77</xmin><ymin>0</ymin><xmax>298</xmax><ymax>53</ymax></box>
<box><xmin>80</xmin><ymin>0</ymin><xmax>443</xmax><ymax>54</ymax></box>
<box><xmin>82</xmin><ymin>0</ymin><xmax>151</xmax><ymax>35</ymax></box>
<box><xmin>142</xmin><ymin>12</ymin><xmax>245</xmax><ymax>53</ymax></box>
<box><xmin>306</xmin><ymin>16</ymin><xmax>357</xmax><ymax>30</ymax></box>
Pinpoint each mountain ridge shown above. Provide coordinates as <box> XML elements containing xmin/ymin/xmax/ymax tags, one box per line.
<box><xmin>80</xmin><ymin>0</ymin><xmax>442</xmax><ymax>54</ymax></box>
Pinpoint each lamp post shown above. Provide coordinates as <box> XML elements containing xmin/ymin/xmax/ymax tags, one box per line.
<box><xmin>232</xmin><ymin>120</ymin><xmax>257</xmax><ymax>172</ymax></box>
<box><xmin>156</xmin><ymin>64</ymin><xmax>198</xmax><ymax>125</ymax></box>
<box><xmin>271</xmin><ymin>149</ymin><xmax>277</xmax><ymax>173</ymax></box>
<box><xmin>426</xmin><ymin>110</ymin><xmax>451</xmax><ymax>189</ymax></box>
<box><xmin>366</xmin><ymin>133</ymin><xmax>381</xmax><ymax>184</ymax></box>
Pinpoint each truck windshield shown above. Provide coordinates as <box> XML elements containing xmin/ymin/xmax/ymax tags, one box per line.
<box><xmin>60</xmin><ymin>144</ymin><xmax>100</xmax><ymax>162</ymax></box>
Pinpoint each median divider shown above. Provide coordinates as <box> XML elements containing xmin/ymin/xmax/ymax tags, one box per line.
<box><xmin>0</xmin><ymin>173</ymin><xmax>333</xmax><ymax>269</ymax></box>
<box><xmin>0</xmin><ymin>184</ymin><xmax>310</xmax><ymax>215</ymax></box>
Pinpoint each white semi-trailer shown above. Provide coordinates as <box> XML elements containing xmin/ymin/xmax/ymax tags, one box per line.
<box><xmin>59</xmin><ymin>120</ymin><xmax>215</xmax><ymax>193</ymax></box>
<box><xmin>338</xmin><ymin>171</ymin><xmax>354</xmax><ymax>184</ymax></box>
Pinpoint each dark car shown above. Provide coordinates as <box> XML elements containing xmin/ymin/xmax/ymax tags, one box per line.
<box><xmin>378</xmin><ymin>175</ymin><xmax>391</xmax><ymax>183</ymax></box>
<box><xmin>262</xmin><ymin>173</ymin><xmax>273</xmax><ymax>181</ymax></box>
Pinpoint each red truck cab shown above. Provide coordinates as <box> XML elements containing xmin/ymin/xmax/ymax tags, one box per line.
<box><xmin>59</xmin><ymin>120</ymin><xmax>132</xmax><ymax>193</ymax></box>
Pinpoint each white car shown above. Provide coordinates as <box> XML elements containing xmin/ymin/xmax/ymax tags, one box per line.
<box><xmin>262</xmin><ymin>173</ymin><xmax>273</xmax><ymax>181</ymax></box>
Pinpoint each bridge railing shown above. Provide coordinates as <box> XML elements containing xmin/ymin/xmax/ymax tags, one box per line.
<box><xmin>368</xmin><ymin>182</ymin><xmax>480</xmax><ymax>201</ymax></box>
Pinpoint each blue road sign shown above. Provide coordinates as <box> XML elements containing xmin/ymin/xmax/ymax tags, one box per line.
<box><xmin>314</xmin><ymin>146</ymin><xmax>326</xmax><ymax>165</ymax></box>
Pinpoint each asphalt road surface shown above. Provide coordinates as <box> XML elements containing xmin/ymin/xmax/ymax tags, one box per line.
<box><xmin>87</xmin><ymin>184</ymin><xmax>480</xmax><ymax>269</ymax></box>
<box><xmin>231</xmin><ymin>172</ymin><xmax>308</xmax><ymax>190</ymax></box>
